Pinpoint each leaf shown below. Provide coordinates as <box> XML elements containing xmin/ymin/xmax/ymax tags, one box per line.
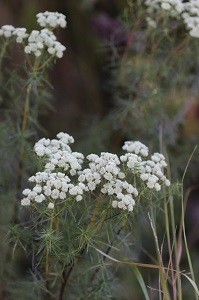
<box><xmin>94</xmin><ymin>247</ymin><xmax>161</xmax><ymax>269</ymax></box>
<box><xmin>133</xmin><ymin>266</ymin><xmax>150</xmax><ymax>300</ymax></box>
<box><xmin>182</xmin><ymin>273</ymin><xmax>199</xmax><ymax>297</ymax></box>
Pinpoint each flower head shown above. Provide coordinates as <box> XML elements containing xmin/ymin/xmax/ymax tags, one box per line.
<box><xmin>21</xmin><ymin>133</ymin><xmax>170</xmax><ymax>212</ymax></box>
<box><xmin>24</xmin><ymin>28</ymin><xmax>66</xmax><ymax>58</ymax></box>
<box><xmin>36</xmin><ymin>11</ymin><xmax>67</xmax><ymax>29</ymax></box>
<box><xmin>0</xmin><ymin>25</ymin><xmax>15</xmax><ymax>38</ymax></box>
<box><xmin>0</xmin><ymin>12</ymin><xmax>67</xmax><ymax>58</ymax></box>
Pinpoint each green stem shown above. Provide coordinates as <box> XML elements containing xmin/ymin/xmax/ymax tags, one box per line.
<box><xmin>0</xmin><ymin>40</ymin><xmax>9</xmax><ymax>70</ymax></box>
<box><xmin>45</xmin><ymin>210</ymin><xmax>55</xmax><ymax>278</ymax></box>
<box><xmin>90</xmin><ymin>220</ymin><xmax>126</xmax><ymax>283</ymax></box>
<box><xmin>162</xmin><ymin>144</ymin><xmax>182</xmax><ymax>299</ymax></box>
<box><xmin>58</xmin><ymin>194</ymin><xmax>108</xmax><ymax>300</ymax></box>
<box><xmin>181</xmin><ymin>187</ymin><xmax>198</xmax><ymax>300</ymax></box>
<box><xmin>163</xmin><ymin>193</ymin><xmax>178</xmax><ymax>300</ymax></box>
<box><xmin>181</xmin><ymin>146</ymin><xmax>198</xmax><ymax>300</ymax></box>
<box><xmin>149</xmin><ymin>209</ymin><xmax>171</xmax><ymax>300</ymax></box>
<box><xmin>13</xmin><ymin>82</ymin><xmax>32</xmax><ymax>222</ymax></box>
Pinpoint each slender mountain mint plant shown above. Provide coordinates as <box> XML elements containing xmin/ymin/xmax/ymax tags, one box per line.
<box><xmin>19</xmin><ymin>132</ymin><xmax>170</xmax><ymax>299</ymax></box>
<box><xmin>0</xmin><ymin>11</ymin><xmax>67</xmax><ymax>222</ymax></box>
<box><xmin>145</xmin><ymin>0</ymin><xmax>199</xmax><ymax>38</ymax></box>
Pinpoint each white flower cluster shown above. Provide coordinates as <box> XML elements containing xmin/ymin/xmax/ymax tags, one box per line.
<box><xmin>24</xmin><ymin>29</ymin><xmax>66</xmax><ymax>58</ymax></box>
<box><xmin>13</xmin><ymin>28</ymin><xmax>29</xmax><ymax>43</ymax></box>
<box><xmin>139</xmin><ymin>153</ymin><xmax>170</xmax><ymax>190</ymax></box>
<box><xmin>21</xmin><ymin>171</ymin><xmax>87</xmax><ymax>208</ymax></box>
<box><xmin>82</xmin><ymin>152</ymin><xmax>137</xmax><ymax>211</ymax></box>
<box><xmin>44</xmin><ymin>150</ymin><xmax>84</xmax><ymax>176</ymax></box>
<box><xmin>122</xmin><ymin>141</ymin><xmax>149</xmax><ymax>157</ymax></box>
<box><xmin>0</xmin><ymin>25</ymin><xmax>16</xmax><ymax>38</ymax></box>
<box><xmin>0</xmin><ymin>11</ymin><xmax>66</xmax><ymax>58</ymax></box>
<box><xmin>145</xmin><ymin>0</ymin><xmax>199</xmax><ymax>38</ymax></box>
<box><xmin>36</xmin><ymin>11</ymin><xmax>67</xmax><ymax>29</ymax></box>
<box><xmin>21</xmin><ymin>133</ymin><xmax>89</xmax><ymax>207</ymax></box>
<box><xmin>34</xmin><ymin>133</ymin><xmax>84</xmax><ymax>175</ymax></box>
<box><xmin>120</xmin><ymin>150</ymin><xmax>170</xmax><ymax>191</ymax></box>
<box><xmin>120</xmin><ymin>153</ymin><xmax>142</xmax><ymax>170</ymax></box>
<box><xmin>34</xmin><ymin>132</ymin><xmax>74</xmax><ymax>157</ymax></box>
<box><xmin>21</xmin><ymin>133</ymin><xmax>170</xmax><ymax>213</ymax></box>
<box><xmin>0</xmin><ymin>26</ymin><xmax>30</xmax><ymax>43</ymax></box>
<box><xmin>182</xmin><ymin>0</ymin><xmax>199</xmax><ymax>38</ymax></box>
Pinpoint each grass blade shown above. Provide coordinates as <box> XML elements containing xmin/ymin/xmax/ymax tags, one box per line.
<box><xmin>133</xmin><ymin>266</ymin><xmax>150</xmax><ymax>300</ymax></box>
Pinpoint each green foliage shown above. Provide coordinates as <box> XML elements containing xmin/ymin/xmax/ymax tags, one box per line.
<box><xmin>77</xmin><ymin>0</ymin><xmax>199</xmax><ymax>184</ymax></box>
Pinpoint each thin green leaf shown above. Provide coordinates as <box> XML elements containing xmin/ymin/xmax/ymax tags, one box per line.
<box><xmin>182</xmin><ymin>273</ymin><xmax>199</xmax><ymax>297</ymax></box>
<box><xmin>133</xmin><ymin>266</ymin><xmax>150</xmax><ymax>300</ymax></box>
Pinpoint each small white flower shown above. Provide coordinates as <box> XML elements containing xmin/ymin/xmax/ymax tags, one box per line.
<box><xmin>45</xmin><ymin>163</ymin><xmax>55</xmax><ymax>171</ymax></box>
<box><xmin>140</xmin><ymin>173</ymin><xmax>149</xmax><ymax>181</ymax></box>
<box><xmin>62</xmin><ymin>183</ymin><xmax>69</xmax><ymax>192</ymax></box>
<box><xmin>33</xmin><ymin>186</ymin><xmax>42</xmax><ymax>193</ymax></box>
<box><xmin>69</xmin><ymin>186</ymin><xmax>78</xmax><ymax>195</ymax></box>
<box><xmin>112</xmin><ymin>200</ymin><xmax>118</xmax><ymax>208</ymax></box>
<box><xmin>87</xmin><ymin>181</ymin><xmax>96</xmax><ymax>191</ymax></box>
<box><xmin>76</xmin><ymin>195</ymin><xmax>82</xmax><ymax>201</ymax></box>
<box><xmin>147</xmin><ymin>181</ymin><xmax>155</xmax><ymax>189</ymax></box>
<box><xmin>44</xmin><ymin>187</ymin><xmax>51</xmax><ymax>196</ymax></box>
<box><xmin>128</xmin><ymin>204</ymin><xmax>134</xmax><ymax>211</ymax></box>
<box><xmin>154</xmin><ymin>183</ymin><xmax>161</xmax><ymax>191</ymax></box>
<box><xmin>21</xmin><ymin>198</ymin><xmax>31</xmax><ymax>206</ymax></box>
<box><xmin>48</xmin><ymin>202</ymin><xmax>54</xmax><ymax>209</ymax></box>
<box><xmin>118</xmin><ymin>172</ymin><xmax>125</xmax><ymax>179</ymax></box>
<box><xmin>161</xmin><ymin>2</ymin><xmax>171</xmax><ymax>10</ymax></box>
<box><xmin>104</xmin><ymin>172</ymin><xmax>113</xmax><ymax>181</ymax></box>
<box><xmin>35</xmin><ymin>146</ymin><xmax>45</xmax><ymax>157</ymax></box>
<box><xmin>35</xmin><ymin>194</ymin><xmax>45</xmax><ymax>203</ymax></box>
<box><xmin>24</xmin><ymin>46</ymin><xmax>31</xmax><ymax>54</ymax></box>
<box><xmin>165</xmin><ymin>179</ymin><xmax>171</xmax><ymax>186</ymax></box>
<box><xmin>120</xmin><ymin>155</ymin><xmax>127</xmax><ymax>162</ymax></box>
<box><xmin>51</xmin><ymin>189</ymin><xmax>60</xmax><ymax>199</ymax></box>
<box><xmin>28</xmin><ymin>191</ymin><xmax>37</xmax><ymax>199</ymax></box>
<box><xmin>145</xmin><ymin>165</ymin><xmax>152</xmax><ymax>173</ymax></box>
<box><xmin>118</xmin><ymin>201</ymin><xmax>126</xmax><ymax>209</ymax></box>
<box><xmin>48</xmin><ymin>47</ymin><xmax>56</xmax><ymax>54</ymax></box>
<box><xmin>60</xmin><ymin>191</ymin><xmax>66</xmax><ymax>199</ymax></box>
<box><xmin>23</xmin><ymin>188</ymin><xmax>31</xmax><ymax>196</ymax></box>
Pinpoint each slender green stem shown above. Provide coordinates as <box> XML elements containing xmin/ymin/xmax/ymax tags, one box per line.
<box><xmin>149</xmin><ymin>210</ymin><xmax>171</xmax><ymax>300</ymax></box>
<box><xmin>91</xmin><ymin>220</ymin><xmax>126</xmax><ymax>283</ymax></box>
<box><xmin>57</xmin><ymin>196</ymin><xmax>103</xmax><ymax>300</ymax></box>
<box><xmin>0</xmin><ymin>40</ymin><xmax>9</xmax><ymax>70</ymax></box>
<box><xmin>45</xmin><ymin>210</ymin><xmax>55</xmax><ymax>278</ymax></box>
<box><xmin>181</xmin><ymin>146</ymin><xmax>198</xmax><ymax>300</ymax></box>
<box><xmin>169</xmin><ymin>193</ymin><xmax>182</xmax><ymax>300</ymax></box>
<box><xmin>58</xmin><ymin>195</ymin><xmax>109</xmax><ymax>299</ymax></box>
<box><xmin>87</xmin><ymin>194</ymin><xmax>102</xmax><ymax>231</ymax></box>
<box><xmin>163</xmin><ymin>145</ymin><xmax>182</xmax><ymax>300</ymax></box>
<box><xmin>163</xmin><ymin>193</ymin><xmax>178</xmax><ymax>300</ymax></box>
<box><xmin>181</xmin><ymin>187</ymin><xmax>198</xmax><ymax>300</ymax></box>
<box><xmin>13</xmin><ymin>82</ymin><xmax>32</xmax><ymax>222</ymax></box>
